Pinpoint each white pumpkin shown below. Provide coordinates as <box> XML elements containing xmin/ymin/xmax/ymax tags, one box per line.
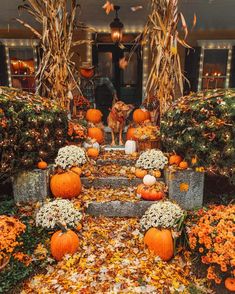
<box><xmin>125</xmin><ymin>140</ymin><xmax>137</xmax><ymax>155</ymax></box>
<box><xmin>83</xmin><ymin>141</ymin><xmax>100</xmax><ymax>150</ymax></box>
<box><xmin>143</xmin><ymin>175</ymin><xmax>156</xmax><ymax>186</ymax></box>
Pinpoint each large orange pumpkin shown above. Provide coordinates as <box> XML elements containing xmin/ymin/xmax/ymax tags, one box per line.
<box><xmin>225</xmin><ymin>278</ymin><xmax>235</xmax><ymax>292</ymax></box>
<box><xmin>87</xmin><ymin>148</ymin><xmax>99</xmax><ymax>158</ymax></box>
<box><xmin>144</xmin><ymin>228</ymin><xmax>174</xmax><ymax>261</ymax></box>
<box><xmin>169</xmin><ymin>154</ymin><xmax>182</xmax><ymax>166</ymax></box>
<box><xmin>126</xmin><ymin>127</ymin><xmax>137</xmax><ymax>141</ymax></box>
<box><xmin>50</xmin><ymin>171</ymin><xmax>82</xmax><ymax>199</ymax></box>
<box><xmin>86</xmin><ymin>109</ymin><xmax>103</xmax><ymax>124</ymax></box>
<box><xmin>133</xmin><ymin>109</ymin><xmax>150</xmax><ymax>123</ymax></box>
<box><xmin>50</xmin><ymin>229</ymin><xmax>79</xmax><ymax>261</ymax></box>
<box><xmin>141</xmin><ymin>187</ymin><xmax>165</xmax><ymax>201</ymax></box>
<box><xmin>88</xmin><ymin>127</ymin><xmax>104</xmax><ymax>144</ymax></box>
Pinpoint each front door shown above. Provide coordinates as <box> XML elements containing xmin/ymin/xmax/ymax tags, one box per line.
<box><xmin>92</xmin><ymin>43</ymin><xmax>142</xmax><ymax>123</ymax></box>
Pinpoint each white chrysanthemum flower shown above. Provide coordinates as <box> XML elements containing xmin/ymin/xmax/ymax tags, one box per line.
<box><xmin>55</xmin><ymin>145</ymin><xmax>87</xmax><ymax>169</ymax></box>
<box><xmin>140</xmin><ymin>201</ymin><xmax>184</xmax><ymax>231</ymax></box>
<box><xmin>36</xmin><ymin>199</ymin><xmax>82</xmax><ymax>229</ymax></box>
<box><xmin>136</xmin><ymin>149</ymin><xmax>168</xmax><ymax>170</ymax></box>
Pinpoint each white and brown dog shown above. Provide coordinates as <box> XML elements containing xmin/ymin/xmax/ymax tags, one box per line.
<box><xmin>107</xmin><ymin>100</ymin><xmax>134</xmax><ymax>146</ymax></box>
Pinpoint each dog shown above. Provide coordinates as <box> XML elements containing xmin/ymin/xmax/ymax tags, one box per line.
<box><xmin>107</xmin><ymin>100</ymin><xmax>134</xmax><ymax>146</ymax></box>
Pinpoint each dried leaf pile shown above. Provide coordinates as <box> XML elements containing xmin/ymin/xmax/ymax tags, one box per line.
<box><xmin>22</xmin><ymin>217</ymin><xmax>208</xmax><ymax>294</ymax></box>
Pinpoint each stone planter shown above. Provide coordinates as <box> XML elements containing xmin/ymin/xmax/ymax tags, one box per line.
<box><xmin>12</xmin><ymin>166</ymin><xmax>53</xmax><ymax>203</ymax></box>
<box><xmin>164</xmin><ymin>168</ymin><xmax>204</xmax><ymax>210</ymax></box>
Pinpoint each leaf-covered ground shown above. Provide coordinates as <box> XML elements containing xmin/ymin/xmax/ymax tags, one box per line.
<box><xmin>21</xmin><ymin>217</ymin><xmax>210</xmax><ymax>294</ymax></box>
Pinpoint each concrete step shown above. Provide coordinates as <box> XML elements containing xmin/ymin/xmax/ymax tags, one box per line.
<box><xmin>96</xmin><ymin>158</ymin><xmax>136</xmax><ymax>166</ymax></box>
<box><xmin>81</xmin><ymin>176</ymin><xmax>144</xmax><ymax>188</ymax></box>
<box><xmin>86</xmin><ymin>200</ymin><xmax>159</xmax><ymax>218</ymax></box>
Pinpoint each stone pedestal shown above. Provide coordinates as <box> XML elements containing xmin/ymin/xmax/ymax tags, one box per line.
<box><xmin>12</xmin><ymin>167</ymin><xmax>53</xmax><ymax>203</ymax></box>
<box><xmin>164</xmin><ymin>168</ymin><xmax>204</xmax><ymax>210</ymax></box>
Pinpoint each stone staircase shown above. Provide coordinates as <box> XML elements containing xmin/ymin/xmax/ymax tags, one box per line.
<box><xmin>81</xmin><ymin>148</ymin><xmax>165</xmax><ymax>218</ymax></box>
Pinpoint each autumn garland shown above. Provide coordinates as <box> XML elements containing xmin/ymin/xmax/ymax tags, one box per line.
<box><xmin>188</xmin><ymin>205</ymin><xmax>235</xmax><ymax>284</ymax></box>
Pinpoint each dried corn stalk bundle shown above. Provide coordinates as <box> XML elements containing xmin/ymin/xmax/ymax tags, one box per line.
<box><xmin>17</xmin><ymin>0</ymin><xmax>92</xmax><ymax>107</ymax></box>
<box><xmin>141</xmin><ymin>0</ymin><xmax>192</xmax><ymax>116</ymax></box>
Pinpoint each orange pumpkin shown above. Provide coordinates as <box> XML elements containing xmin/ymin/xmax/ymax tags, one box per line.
<box><xmin>50</xmin><ymin>229</ymin><xmax>79</xmax><ymax>261</ymax></box>
<box><xmin>133</xmin><ymin>109</ymin><xmax>150</xmax><ymax>123</ymax></box>
<box><xmin>37</xmin><ymin>160</ymin><xmax>48</xmax><ymax>170</ymax></box>
<box><xmin>86</xmin><ymin>109</ymin><xmax>103</xmax><ymax>124</ymax></box>
<box><xmin>50</xmin><ymin>171</ymin><xmax>82</xmax><ymax>199</ymax></box>
<box><xmin>179</xmin><ymin>161</ymin><xmax>188</xmax><ymax>169</ymax></box>
<box><xmin>153</xmin><ymin>170</ymin><xmax>161</xmax><ymax>178</ymax></box>
<box><xmin>135</xmin><ymin>169</ymin><xmax>147</xmax><ymax>178</ymax></box>
<box><xmin>88</xmin><ymin>127</ymin><xmax>104</xmax><ymax>144</ymax></box>
<box><xmin>225</xmin><ymin>278</ymin><xmax>235</xmax><ymax>292</ymax></box>
<box><xmin>71</xmin><ymin>167</ymin><xmax>82</xmax><ymax>176</ymax></box>
<box><xmin>126</xmin><ymin>127</ymin><xmax>137</xmax><ymax>141</ymax></box>
<box><xmin>144</xmin><ymin>228</ymin><xmax>174</xmax><ymax>261</ymax></box>
<box><xmin>169</xmin><ymin>154</ymin><xmax>182</xmax><ymax>165</ymax></box>
<box><xmin>87</xmin><ymin>148</ymin><xmax>99</xmax><ymax>158</ymax></box>
<box><xmin>76</xmin><ymin>223</ymin><xmax>82</xmax><ymax>231</ymax></box>
<box><xmin>141</xmin><ymin>187</ymin><xmax>165</xmax><ymax>201</ymax></box>
<box><xmin>80</xmin><ymin>68</ymin><xmax>94</xmax><ymax>79</ymax></box>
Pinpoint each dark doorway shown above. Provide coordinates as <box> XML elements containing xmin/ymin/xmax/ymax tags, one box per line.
<box><xmin>92</xmin><ymin>43</ymin><xmax>142</xmax><ymax>123</ymax></box>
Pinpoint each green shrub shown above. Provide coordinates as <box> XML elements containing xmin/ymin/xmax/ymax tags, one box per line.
<box><xmin>161</xmin><ymin>89</ymin><xmax>235</xmax><ymax>176</ymax></box>
<box><xmin>0</xmin><ymin>87</ymin><xmax>68</xmax><ymax>181</ymax></box>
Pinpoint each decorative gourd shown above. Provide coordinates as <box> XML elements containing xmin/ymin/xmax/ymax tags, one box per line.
<box><xmin>126</xmin><ymin>127</ymin><xmax>137</xmax><ymax>141</ymax></box>
<box><xmin>87</xmin><ymin>148</ymin><xmax>99</xmax><ymax>158</ymax></box>
<box><xmin>80</xmin><ymin>68</ymin><xmax>94</xmax><ymax>79</ymax></box>
<box><xmin>141</xmin><ymin>187</ymin><xmax>165</xmax><ymax>201</ymax></box>
<box><xmin>225</xmin><ymin>278</ymin><xmax>235</xmax><ymax>292</ymax></box>
<box><xmin>179</xmin><ymin>161</ymin><xmax>188</xmax><ymax>169</ymax></box>
<box><xmin>169</xmin><ymin>154</ymin><xmax>182</xmax><ymax>165</ymax></box>
<box><xmin>37</xmin><ymin>160</ymin><xmax>48</xmax><ymax>170</ymax></box>
<box><xmin>136</xmin><ymin>184</ymin><xmax>145</xmax><ymax>195</ymax></box>
<box><xmin>133</xmin><ymin>109</ymin><xmax>150</xmax><ymax>123</ymax></box>
<box><xmin>88</xmin><ymin>127</ymin><xmax>104</xmax><ymax>144</ymax></box>
<box><xmin>144</xmin><ymin>228</ymin><xmax>174</xmax><ymax>261</ymax></box>
<box><xmin>50</xmin><ymin>229</ymin><xmax>79</xmax><ymax>261</ymax></box>
<box><xmin>50</xmin><ymin>171</ymin><xmax>82</xmax><ymax>199</ymax></box>
<box><xmin>71</xmin><ymin>167</ymin><xmax>82</xmax><ymax>176</ymax></box>
<box><xmin>135</xmin><ymin>169</ymin><xmax>147</xmax><ymax>178</ymax></box>
<box><xmin>125</xmin><ymin>140</ymin><xmax>137</xmax><ymax>155</ymax></box>
<box><xmin>143</xmin><ymin>175</ymin><xmax>156</xmax><ymax>186</ymax></box>
<box><xmin>153</xmin><ymin>170</ymin><xmax>161</xmax><ymax>178</ymax></box>
<box><xmin>86</xmin><ymin>109</ymin><xmax>103</xmax><ymax>124</ymax></box>
<box><xmin>83</xmin><ymin>141</ymin><xmax>100</xmax><ymax>150</ymax></box>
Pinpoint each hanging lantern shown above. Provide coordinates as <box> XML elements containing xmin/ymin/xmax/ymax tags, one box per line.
<box><xmin>110</xmin><ymin>6</ymin><xmax>124</xmax><ymax>43</ymax></box>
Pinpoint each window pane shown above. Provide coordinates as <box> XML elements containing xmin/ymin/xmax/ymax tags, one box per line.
<box><xmin>123</xmin><ymin>52</ymin><xmax>138</xmax><ymax>86</ymax></box>
<box><xmin>98</xmin><ymin>52</ymin><xmax>113</xmax><ymax>79</ymax></box>
<box><xmin>9</xmin><ymin>48</ymin><xmax>35</xmax><ymax>76</ymax></box>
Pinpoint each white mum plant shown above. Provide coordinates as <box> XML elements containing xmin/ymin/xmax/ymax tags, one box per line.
<box><xmin>136</xmin><ymin>149</ymin><xmax>168</xmax><ymax>170</ymax></box>
<box><xmin>36</xmin><ymin>199</ymin><xmax>82</xmax><ymax>229</ymax></box>
<box><xmin>140</xmin><ymin>201</ymin><xmax>184</xmax><ymax>231</ymax></box>
<box><xmin>55</xmin><ymin>145</ymin><xmax>87</xmax><ymax>169</ymax></box>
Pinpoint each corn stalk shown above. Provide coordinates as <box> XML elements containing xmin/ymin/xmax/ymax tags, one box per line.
<box><xmin>17</xmin><ymin>0</ymin><xmax>93</xmax><ymax>107</ymax></box>
<box><xmin>141</xmin><ymin>0</ymin><xmax>192</xmax><ymax>117</ymax></box>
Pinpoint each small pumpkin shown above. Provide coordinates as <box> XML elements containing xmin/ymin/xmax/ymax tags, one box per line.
<box><xmin>50</xmin><ymin>171</ymin><xmax>82</xmax><ymax>199</ymax></box>
<box><xmin>88</xmin><ymin>127</ymin><xmax>104</xmax><ymax>144</ymax></box>
<box><xmin>86</xmin><ymin>109</ymin><xmax>103</xmax><ymax>124</ymax></box>
<box><xmin>37</xmin><ymin>160</ymin><xmax>47</xmax><ymax>170</ymax></box>
<box><xmin>131</xmin><ymin>152</ymin><xmax>138</xmax><ymax>158</ymax></box>
<box><xmin>143</xmin><ymin>175</ymin><xmax>156</xmax><ymax>186</ymax></box>
<box><xmin>179</xmin><ymin>161</ymin><xmax>188</xmax><ymax>169</ymax></box>
<box><xmin>144</xmin><ymin>228</ymin><xmax>174</xmax><ymax>261</ymax></box>
<box><xmin>50</xmin><ymin>229</ymin><xmax>79</xmax><ymax>261</ymax></box>
<box><xmin>125</xmin><ymin>140</ymin><xmax>137</xmax><ymax>155</ymax></box>
<box><xmin>126</xmin><ymin>127</ymin><xmax>137</xmax><ymax>141</ymax></box>
<box><xmin>133</xmin><ymin>109</ymin><xmax>150</xmax><ymax>123</ymax></box>
<box><xmin>71</xmin><ymin>167</ymin><xmax>82</xmax><ymax>176</ymax></box>
<box><xmin>225</xmin><ymin>277</ymin><xmax>235</xmax><ymax>292</ymax></box>
<box><xmin>87</xmin><ymin>148</ymin><xmax>99</xmax><ymax>158</ymax></box>
<box><xmin>76</xmin><ymin>223</ymin><xmax>82</xmax><ymax>231</ymax></box>
<box><xmin>153</xmin><ymin>170</ymin><xmax>161</xmax><ymax>178</ymax></box>
<box><xmin>135</xmin><ymin>169</ymin><xmax>147</xmax><ymax>178</ymax></box>
<box><xmin>169</xmin><ymin>154</ymin><xmax>182</xmax><ymax>166</ymax></box>
<box><xmin>141</xmin><ymin>187</ymin><xmax>165</xmax><ymax>201</ymax></box>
